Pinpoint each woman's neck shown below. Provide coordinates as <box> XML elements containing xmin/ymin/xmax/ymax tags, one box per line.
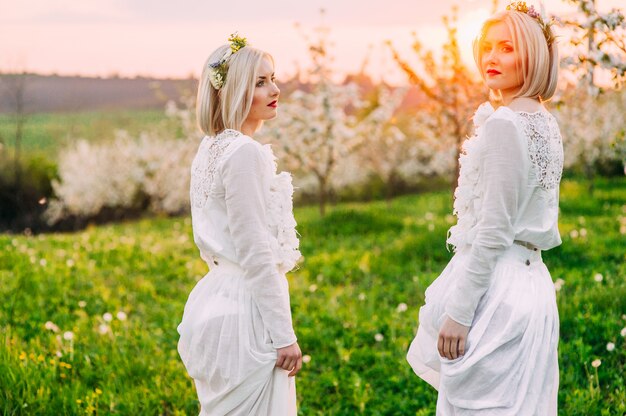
<box><xmin>240</xmin><ymin>119</ymin><xmax>263</xmax><ymax>137</ymax></box>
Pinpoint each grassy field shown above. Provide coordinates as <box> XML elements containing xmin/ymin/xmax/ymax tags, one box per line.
<box><xmin>0</xmin><ymin>177</ymin><xmax>625</xmax><ymax>415</ymax></box>
<box><xmin>0</xmin><ymin>110</ymin><xmax>174</xmax><ymax>155</ymax></box>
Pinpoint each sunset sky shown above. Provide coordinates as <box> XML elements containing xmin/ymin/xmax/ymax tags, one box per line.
<box><xmin>1</xmin><ymin>0</ymin><xmax>624</xmax><ymax>83</ymax></box>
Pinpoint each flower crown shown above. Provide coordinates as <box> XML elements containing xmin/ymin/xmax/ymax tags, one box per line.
<box><xmin>506</xmin><ymin>1</ymin><xmax>555</xmax><ymax>46</ymax></box>
<box><xmin>208</xmin><ymin>33</ymin><xmax>248</xmax><ymax>90</ymax></box>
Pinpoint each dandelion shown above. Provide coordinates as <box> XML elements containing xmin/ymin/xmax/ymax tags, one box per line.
<box><xmin>579</xmin><ymin>228</ymin><xmax>587</xmax><ymax>237</ymax></box>
<box><xmin>44</xmin><ymin>321</ymin><xmax>59</xmax><ymax>332</ymax></box>
<box><xmin>37</xmin><ymin>355</ymin><xmax>45</xmax><ymax>362</ymax></box>
<box><xmin>78</xmin><ymin>301</ymin><xmax>87</xmax><ymax>308</ymax></box>
<box><xmin>308</xmin><ymin>284</ymin><xmax>318</xmax><ymax>293</ymax></box>
<box><xmin>591</xmin><ymin>359</ymin><xmax>601</xmax><ymax>368</ymax></box>
<box><xmin>39</xmin><ymin>259</ymin><xmax>47</xmax><ymax>267</ymax></box>
<box><xmin>396</xmin><ymin>303</ymin><xmax>408</xmax><ymax>312</ymax></box>
<box><xmin>554</xmin><ymin>278</ymin><xmax>565</xmax><ymax>292</ymax></box>
<box><xmin>66</xmin><ymin>259</ymin><xmax>75</xmax><ymax>267</ymax></box>
<box><xmin>63</xmin><ymin>331</ymin><xmax>74</xmax><ymax>341</ymax></box>
<box><xmin>116</xmin><ymin>311</ymin><xmax>127</xmax><ymax>321</ymax></box>
<box><xmin>55</xmin><ymin>351</ymin><xmax>62</xmax><ymax>357</ymax></box>
<box><xmin>374</xmin><ymin>333</ymin><xmax>384</xmax><ymax>342</ymax></box>
<box><xmin>302</xmin><ymin>354</ymin><xmax>311</xmax><ymax>364</ymax></box>
<box><xmin>98</xmin><ymin>324</ymin><xmax>110</xmax><ymax>335</ymax></box>
<box><xmin>19</xmin><ymin>351</ymin><xmax>27</xmax><ymax>360</ymax></box>
<box><xmin>569</xmin><ymin>229</ymin><xmax>579</xmax><ymax>239</ymax></box>
<box><xmin>621</xmin><ymin>327</ymin><xmax>626</xmax><ymax>337</ymax></box>
<box><xmin>428</xmin><ymin>223</ymin><xmax>435</xmax><ymax>232</ymax></box>
<box><xmin>103</xmin><ymin>313</ymin><xmax>113</xmax><ymax>322</ymax></box>
<box><xmin>358</xmin><ymin>293</ymin><xmax>366</xmax><ymax>301</ymax></box>
<box><xmin>606</xmin><ymin>342</ymin><xmax>615</xmax><ymax>352</ymax></box>
<box><xmin>593</xmin><ymin>273</ymin><xmax>603</xmax><ymax>282</ymax></box>
<box><xmin>95</xmin><ymin>388</ymin><xmax>102</xmax><ymax>395</ymax></box>
<box><xmin>76</xmin><ymin>400</ymin><xmax>82</xmax><ymax>404</ymax></box>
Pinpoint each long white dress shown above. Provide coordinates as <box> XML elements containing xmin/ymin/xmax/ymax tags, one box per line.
<box><xmin>177</xmin><ymin>129</ymin><xmax>301</xmax><ymax>416</ymax></box>
<box><xmin>407</xmin><ymin>103</ymin><xmax>564</xmax><ymax>415</ymax></box>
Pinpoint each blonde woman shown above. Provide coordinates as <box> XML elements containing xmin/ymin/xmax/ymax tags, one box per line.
<box><xmin>407</xmin><ymin>2</ymin><xmax>563</xmax><ymax>414</ymax></box>
<box><xmin>177</xmin><ymin>34</ymin><xmax>302</xmax><ymax>415</ymax></box>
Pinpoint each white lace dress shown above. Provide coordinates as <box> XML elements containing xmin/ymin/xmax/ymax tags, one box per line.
<box><xmin>407</xmin><ymin>103</ymin><xmax>564</xmax><ymax>415</ymax></box>
<box><xmin>177</xmin><ymin>129</ymin><xmax>301</xmax><ymax>416</ymax></box>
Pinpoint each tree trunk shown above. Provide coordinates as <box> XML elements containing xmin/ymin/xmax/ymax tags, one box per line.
<box><xmin>318</xmin><ymin>176</ymin><xmax>327</xmax><ymax>217</ymax></box>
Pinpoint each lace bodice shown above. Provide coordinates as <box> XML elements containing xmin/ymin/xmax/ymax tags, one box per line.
<box><xmin>189</xmin><ymin>129</ymin><xmax>300</xmax><ymax>273</ymax></box>
<box><xmin>447</xmin><ymin>103</ymin><xmax>564</xmax><ymax>252</ymax></box>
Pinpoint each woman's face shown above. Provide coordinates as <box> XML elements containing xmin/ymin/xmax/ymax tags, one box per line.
<box><xmin>480</xmin><ymin>21</ymin><xmax>523</xmax><ymax>101</ymax></box>
<box><xmin>246</xmin><ymin>56</ymin><xmax>280</xmax><ymax>124</ymax></box>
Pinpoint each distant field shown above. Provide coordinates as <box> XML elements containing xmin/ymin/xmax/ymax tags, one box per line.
<box><xmin>0</xmin><ymin>110</ymin><xmax>177</xmax><ymax>156</ymax></box>
<box><xmin>0</xmin><ymin>178</ymin><xmax>625</xmax><ymax>415</ymax></box>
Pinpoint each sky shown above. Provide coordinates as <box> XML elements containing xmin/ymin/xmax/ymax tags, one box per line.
<box><xmin>1</xmin><ymin>0</ymin><xmax>624</xmax><ymax>83</ymax></box>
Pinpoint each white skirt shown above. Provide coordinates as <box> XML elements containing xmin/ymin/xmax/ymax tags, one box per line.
<box><xmin>177</xmin><ymin>259</ymin><xmax>296</xmax><ymax>416</ymax></box>
<box><xmin>407</xmin><ymin>244</ymin><xmax>559</xmax><ymax>415</ymax></box>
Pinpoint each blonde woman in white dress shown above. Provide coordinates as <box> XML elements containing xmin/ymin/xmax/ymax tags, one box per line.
<box><xmin>407</xmin><ymin>3</ymin><xmax>563</xmax><ymax>414</ymax></box>
<box><xmin>177</xmin><ymin>34</ymin><xmax>302</xmax><ymax>416</ymax></box>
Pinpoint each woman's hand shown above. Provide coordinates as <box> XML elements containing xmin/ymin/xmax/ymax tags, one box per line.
<box><xmin>438</xmin><ymin>316</ymin><xmax>470</xmax><ymax>360</ymax></box>
<box><xmin>276</xmin><ymin>342</ymin><xmax>302</xmax><ymax>377</ymax></box>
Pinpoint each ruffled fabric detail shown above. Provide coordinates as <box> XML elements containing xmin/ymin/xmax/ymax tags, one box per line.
<box><xmin>446</xmin><ymin>102</ymin><xmax>494</xmax><ymax>251</ymax></box>
<box><xmin>260</xmin><ymin>145</ymin><xmax>301</xmax><ymax>273</ymax></box>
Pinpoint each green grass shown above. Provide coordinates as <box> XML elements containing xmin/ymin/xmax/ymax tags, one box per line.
<box><xmin>0</xmin><ymin>177</ymin><xmax>625</xmax><ymax>415</ymax></box>
<box><xmin>0</xmin><ymin>110</ymin><xmax>176</xmax><ymax>155</ymax></box>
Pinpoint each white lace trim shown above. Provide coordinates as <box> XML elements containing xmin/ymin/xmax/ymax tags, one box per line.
<box><xmin>517</xmin><ymin>112</ymin><xmax>564</xmax><ymax>190</ymax></box>
<box><xmin>260</xmin><ymin>145</ymin><xmax>301</xmax><ymax>273</ymax></box>
<box><xmin>189</xmin><ymin>129</ymin><xmax>240</xmax><ymax>209</ymax></box>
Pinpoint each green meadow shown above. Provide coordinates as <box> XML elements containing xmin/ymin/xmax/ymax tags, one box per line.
<box><xmin>1</xmin><ymin>177</ymin><xmax>625</xmax><ymax>415</ymax></box>
<box><xmin>0</xmin><ymin>110</ymin><xmax>174</xmax><ymax>155</ymax></box>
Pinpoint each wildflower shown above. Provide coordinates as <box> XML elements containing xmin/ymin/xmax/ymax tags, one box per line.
<box><xmin>39</xmin><ymin>259</ymin><xmax>47</xmax><ymax>267</ymax></box>
<box><xmin>593</xmin><ymin>273</ymin><xmax>603</xmax><ymax>282</ymax></box>
<box><xmin>621</xmin><ymin>327</ymin><xmax>626</xmax><ymax>337</ymax></box>
<box><xmin>554</xmin><ymin>278</ymin><xmax>565</xmax><ymax>291</ymax></box>
<box><xmin>606</xmin><ymin>342</ymin><xmax>615</xmax><ymax>352</ymax></box>
<box><xmin>374</xmin><ymin>333</ymin><xmax>384</xmax><ymax>342</ymax></box>
<box><xmin>63</xmin><ymin>331</ymin><xmax>74</xmax><ymax>341</ymax></box>
<box><xmin>98</xmin><ymin>324</ymin><xmax>110</xmax><ymax>335</ymax></box>
<box><xmin>308</xmin><ymin>284</ymin><xmax>318</xmax><ymax>293</ymax></box>
<box><xmin>19</xmin><ymin>351</ymin><xmax>27</xmax><ymax>360</ymax></box>
<box><xmin>76</xmin><ymin>400</ymin><xmax>82</xmax><ymax>404</ymax></box>
<box><xmin>103</xmin><ymin>313</ymin><xmax>113</xmax><ymax>322</ymax></box>
<box><xmin>302</xmin><ymin>355</ymin><xmax>311</xmax><ymax>364</ymax></box>
<box><xmin>95</xmin><ymin>388</ymin><xmax>102</xmax><ymax>395</ymax></box>
<box><xmin>569</xmin><ymin>229</ymin><xmax>579</xmax><ymax>239</ymax></box>
<box><xmin>37</xmin><ymin>355</ymin><xmax>45</xmax><ymax>362</ymax></box>
<box><xmin>396</xmin><ymin>303</ymin><xmax>408</xmax><ymax>312</ymax></box>
<box><xmin>358</xmin><ymin>293</ymin><xmax>366</xmax><ymax>301</ymax></box>
<box><xmin>425</xmin><ymin>212</ymin><xmax>434</xmax><ymax>221</ymax></box>
<box><xmin>66</xmin><ymin>259</ymin><xmax>75</xmax><ymax>267</ymax></box>
<box><xmin>44</xmin><ymin>321</ymin><xmax>59</xmax><ymax>332</ymax></box>
<box><xmin>428</xmin><ymin>223</ymin><xmax>435</xmax><ymax>232</ymax></box>
<box><xmin>579</xmin><ymin>228</ymin><xmax>587</xmax><ymax>237</ymax></box>
<box><xmin>591</xmin><ymin>359</ymin><xmax>601</xmax><ymax>368</ymax></box>
<box><xmin>116</xmin><ymin>311</ymin><xmax>127</xmax><ymax>321</ymax></box>
<box><xmin>78</xmin><ymin>301</ymin><xmax>87</xmax><ymax>308</ymax></box>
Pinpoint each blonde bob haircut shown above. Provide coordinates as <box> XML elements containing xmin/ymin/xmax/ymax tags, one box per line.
<box><xmin>197</xmin><ymin>44</ymin><xmax>271</xmax><ymax>136</ymax></box>
<box><xmin>474</xmin><ymin>10</ymin><xmax>559</xmax><ymax>102</ymax></box>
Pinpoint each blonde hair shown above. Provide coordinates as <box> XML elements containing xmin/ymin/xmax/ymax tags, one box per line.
<box><xmin>197</xmin><ymin>45</ymin><xmax>270</xmax><ymax>136</ymax></box>
<box><xmin>474</xmin><ymin>10</ymin><xmax>559</xmax><ymax>102</ymax></box>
